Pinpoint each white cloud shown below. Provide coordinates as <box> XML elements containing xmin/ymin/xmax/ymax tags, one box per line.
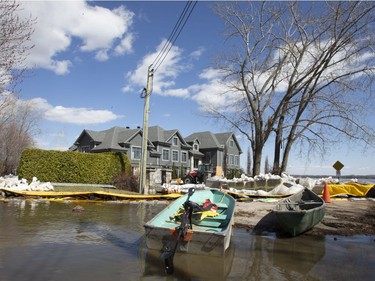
<box><xmin>19</xmin><ymin>0</ymin><xmax>135</xmax><ymax>74</ymax></box>
<box><xmin>121</xmin><ymin>84</ymin><xmax>135</xmax><ymax>93</ymax></box>
<box><xmin>122</xmin><ymin>43</ymin><xmax>242</xmax><ymax>111</ymax></box>
<box><xmin>123</xmin><ymin>39</ymin><xmax>185</xmax><ymax>94</ymax></box>
<box><xmin>198</xmin><ymin>67</ymin><xmax>224</xmax><ymax>80</ymax></box>
<box><xmin>191</xmin><ymin>81</ymin><xmax>235</xmax><ymax>112</ymax></box>
<box><xmin>50</xmin><ymin>60</ymin><xmax>72</xmax><ymax>75</ymax></box>
<box><xmin>95</xmin><ymin>49</ymin><xmax>109</xmax><ymax>62</ymax></box>
<box><xmin>115</xmin><ymin>33</ymin><xmax>135</xmax><ymax>55</ymax></box>
<box><xmin>122</xmin><ymin>42</ymin><xmax>209</xmax><ymax>98</ymax></box>
<box><xmin>29</xmin><ymin>98</ymin><xmax>120</xmax><ymax>125</ymax></box>
<box><xmin>122</xmin><ymin>28</ymin><xmax>372</xmax><ymax>118</ymax></box>
<box><xmin>162</xmin><ymin>88</ymin><xmax>190</xmax><ymax>98</ymax></box>
<box><xmin>189</xmin><ymin>47</ymin><xmax>205</xmax><ymax>60</ymax></box>
<box><xmin>190</xmin><ymin>39</ymin><xmax>375</xmax><ymax>114</ymax></box>
<box><xmin>191</xmin><ymin>68</ymin><xmax>242</xmax><ymax>112</ymax></box>
<box><xmin>73</xmin><ymin>5</ymin><xmax>133</xmax><ymax>52</ymax></box>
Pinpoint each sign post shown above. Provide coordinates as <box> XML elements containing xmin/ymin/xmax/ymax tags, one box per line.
<box><xmin>332</xmin><ymin>161</ymin><xmax>344</xmax><ymax>181</ymax></box>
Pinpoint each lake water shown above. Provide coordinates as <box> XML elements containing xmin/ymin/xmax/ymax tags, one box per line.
<box><xmin>0</xmin><ymin>199</ymin><xmax>374</xmax><ymax>281</ymax></box>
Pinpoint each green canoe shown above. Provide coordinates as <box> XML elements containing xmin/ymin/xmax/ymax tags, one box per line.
<box><xmin>273</xmin><ymin>188</ymin><xmax>325</xmax><ymax>237</ymax></box>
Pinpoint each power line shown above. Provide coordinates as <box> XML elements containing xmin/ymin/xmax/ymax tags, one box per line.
<box><xmin>152</xmin><ymin>0</ymin><xmax>198</xmax><ymax>73</ymax></box>
<box><xmin>139</xmin><ymin>1</ymin><xmax>198</xmax><ymax>194</ymax></box>
<box><xmin>151</xmin><ymin>1</ymin><xmax>193</xmax><ymax>68</ymax></box>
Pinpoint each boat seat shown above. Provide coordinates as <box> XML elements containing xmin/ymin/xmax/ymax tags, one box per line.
<box><xmin>194</xmin><ymin>220</ymin><xmax>222</xmax><ymax>227</ymax></box>
<box><xmin>194</xmin><ymin>219</ymin><xmax>228</xmax><ymax>228</ymax></box>
<box><xmin>194</xmin><ymin>213</ymin><xmax>229</xmax><ymax>227</ymax></box>
<box><xmin>215</xmin><ymin>203</ymin><xmax>228</xmax><ymax>209</ymax></box>
<box><xmin>299</xmin><ymin>202</ymin><xmax>322</xmax><ymax>210</ymax></box>
<box><xmin>206</xmin><ymin>214</ymin><xmax>227</xmax><ymax>221</ymax></box>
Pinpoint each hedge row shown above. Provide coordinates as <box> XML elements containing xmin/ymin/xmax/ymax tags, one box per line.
<box><xmin>18</xmin><ymin>148</ymin><xmax>132</xmax><ymax>184</ymax></box>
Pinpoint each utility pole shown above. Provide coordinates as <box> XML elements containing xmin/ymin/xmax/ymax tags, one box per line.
<box><xmin>139</xmin><ymin>65</ymin><xmax>154</xmax><ymax>194</ymax></box>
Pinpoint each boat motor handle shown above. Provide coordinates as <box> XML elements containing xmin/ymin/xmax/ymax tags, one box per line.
<box><xmin>187</xmin><ymin>187</ymin><xmax>195</xmax><ymax>198</ymax></box>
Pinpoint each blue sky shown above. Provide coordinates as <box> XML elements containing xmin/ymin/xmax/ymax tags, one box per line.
<box><xmin>15</xmin><ymin>0</ymin><xmax>374</xmax><ymax>176</ymax></box>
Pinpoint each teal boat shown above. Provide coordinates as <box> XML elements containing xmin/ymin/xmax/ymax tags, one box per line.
<box><xmin>144</xmin><ymin>188</ymin><xmax>235</xmax><ymax>261</ymax></box>
<box><xmin>273</xmin><ymin>188</ymin><xmax>325</xmax><ymax>237</ymax></box>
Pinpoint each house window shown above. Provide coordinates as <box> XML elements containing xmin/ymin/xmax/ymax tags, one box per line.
<box><xmin>172</xmin><ymin>136</ymin><xmax>178</xmax><ymax>146</ymax></box>
<box><xmin>162</xmin><ymin>149</ymin><xmax>170</xmax><ymax>161</ymax></box>
<box><xmin>132</xmin><ymin>147</ymin><xmax>141</xmax><ymax>160</ymax></box>
<box><xmin>229</xmin><ymin>139</ymin><xmax>234</xmax><ymax>147</ymax></box>
<box><xmin>181</xmin><ymin>151</ymin><xmax>187</xmax><ymax>163</ymax></box>
<box><xmin>80</xmin><ymin>146</ymin><xmax>90</xmax><ymax>153</ymax></box>
<box><xmin>172</xmin><ymin>150</ymin><xmax>179</xmax><ymax>162</ymax></box>
<box><xmin>235</xmin><ymin>155</ymin><xmax>239</xmax><ymax>166</ymax></box>
<box><xmin>193</xmin><ymin>143</ymin><xmax>199</xmax><ymax>151</ymax></box>
<box><xmin>229</xmin><ymin>154</ymin><xmax>234</xmax><ymax>165</ymax></box>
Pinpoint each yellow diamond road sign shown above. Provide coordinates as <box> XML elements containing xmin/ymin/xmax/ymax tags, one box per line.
<box><xmin>333</xmin><ymin>161</ymin><xmax>344</xmax><ymax>171</ymax></box>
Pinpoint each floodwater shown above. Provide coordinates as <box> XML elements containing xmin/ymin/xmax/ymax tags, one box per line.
<box><xmin>0</xmin><ymin>199</ymin><xmax>374</xmax><ymax>281</ymax></box>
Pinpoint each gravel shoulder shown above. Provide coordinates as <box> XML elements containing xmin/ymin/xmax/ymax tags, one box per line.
<box><xmin>234</xmin><ymin>198</ymin><xmax>375</xmax><ymax>236</ymax></box>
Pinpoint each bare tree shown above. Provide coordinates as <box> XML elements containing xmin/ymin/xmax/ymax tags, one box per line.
<box><xmin>1</xmin><ymin>0</ymin><xmax>35</xmax><ymax>128</ymax></box>
<box><xmin>0</xmin><ymin>0</ymin><xmax>37</xmax><ymax>175</ymax></box>
<box><xmin>210</xmin><ymin>1</ymin><xmax>375</xmax><ymax>175</ymax></box>
<box><xmin>264</xmin><ymin>156</ymin><xmax>270</xmax><ymax>174</ymax></box>
<box><xmin>246</xmin><ymin>146</ymin><xmax>252</xmax><ymax>176</ymax></box>
<box><xmin>0</xmin><ymin>99</ymin><xmax>40</xmax><ymax>175</ymax></box>
<box><xmin>0</xmin><ymin>0</ymin><xmax>34</xmax><ymax>95</ymax></box>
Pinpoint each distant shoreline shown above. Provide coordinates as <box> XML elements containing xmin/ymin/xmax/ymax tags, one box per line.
<box><xmin>292</xmin><ymin>174</ymin><xmax>375</xmax><ymax>180</ymax></box>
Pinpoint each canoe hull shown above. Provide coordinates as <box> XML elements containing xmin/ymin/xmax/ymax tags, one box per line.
<box><xmin>144</xmin><ymin>188</ymin><xmax>235</xmax><ymax>256</ymax></box>
<box><xmin>144</xmin><ymin>223</ymin><xmax>233</xmax><ymax>256</ymax></box>
<box><xmin>273</xmin><ymin>188</ymin><xmax>325</xmax><ymax>237</ymax></box>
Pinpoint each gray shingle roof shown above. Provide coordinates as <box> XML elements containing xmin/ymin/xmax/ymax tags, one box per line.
<box><xmin>214</xmin><ymin>132</ymin><xmax>232</xmax><ymax>145</ymax></box>
<box><xmin>90</xmin><ymin>127</ymin><xmax>126</xmax><ymax>151</ymax></box>
<box><xmin>148</xmin><ymin>126</ymin><xmax>188</xmax><ymax>146</ymax></box>
<box><xmin>89</xmin><ymin>126</ymin><xmax>141</xmax><ymax>152</ymax></box>
<box><xmin>185</xmin><ymin>131</ymin><xmax>221</xmax><ymax>149</ymax></box>
<box><xmin>85</xmin><ymin>129</ymin><xmax>107</xmax><ymax>143</ymax></box>
<box><xmin>148</xmin><ymin>126</ymin><xmax>168</xmax><ymax>143</ymax></box>
<box><xmin>185</xmin><ymin>131</ymin><xmax>242</xmax><ymax>153</ymax></box>
<box><xmin>118</xmin><ymin>128</ymin><xmax>143</xmax><ymax>144</ymax></box>
<box><xmin>73</xmin><ymin>126</ymin><xmax>241</xmax><ymax>154</ymax></box>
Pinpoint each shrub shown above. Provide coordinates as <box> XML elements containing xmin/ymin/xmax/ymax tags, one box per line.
<box><xmin>18</xmin><ymin>148</ymin><xmax>130</xmax><ymax>184</ymax></box>
<box><xmin>226</xmin><ymin>168</ymin><xmax>244</xmax><ymax>179</ymax></box>
<box><xmin>172</xmin><ymin>163</ymin><xmax>177</xmax><ymax>179</ymax></box>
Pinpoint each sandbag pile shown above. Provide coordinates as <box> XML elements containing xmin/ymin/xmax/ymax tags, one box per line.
<box><xmin>0</xmin><ymin>176</ymin><xmax>54</xmax><ymax>191</ymax></box>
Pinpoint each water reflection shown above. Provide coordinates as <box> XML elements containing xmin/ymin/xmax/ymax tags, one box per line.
<box><xmin>142</xmin><ymin>244</ymin><xmax>235</xmax><ymax>281</ymax></box>
<box><xmin>271</xmin><ymin>235</ymin><xmax>325</xmax><ymax>275</ymax></box>
<box><xmin>227</xmin><ymin>232</ymin><xmax>324</xmax><ymax>280</ymax></box>
<box><xmin>0</xmin><ymin>199</ymin><xmax>374</xmax><ymax>281</ymax></box>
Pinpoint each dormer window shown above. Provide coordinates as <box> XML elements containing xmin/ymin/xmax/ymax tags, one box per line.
<box><xmin>172</xmin><ymin>136</ymin><xmax>178</xmax><ymax>146</ymax></box>
<box><xmin>192</xmin><ymin>139</ymin><xmax>200</xmax><ymax>151</ymax></box>
<box><xmin>229</xmin><ymin>139</ymin><xmax>234</xmax><ymax>147</ymax></box>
